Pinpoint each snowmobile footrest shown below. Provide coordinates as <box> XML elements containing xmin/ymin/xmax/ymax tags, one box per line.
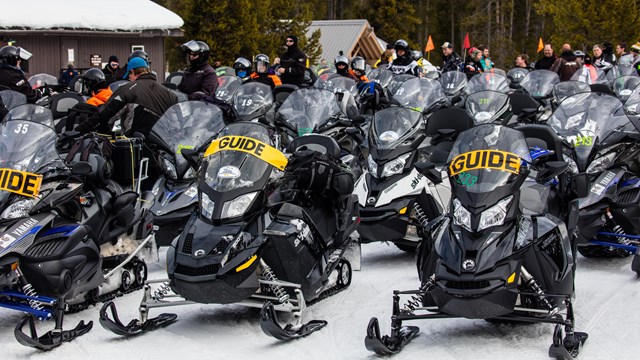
<box><xmin>14</xmin><ymin>315</ymin><xmax>93</xmax><ymax>350</ymax></box>
<box><xmin>259</xmin><ymin>302</ymin><xmax>327</xmax><ymax>340</ymax></box>
<box><xmin>99</xmin><ymin>300</ymin><xmax>177</xmax><ymax>336</ymax></box>
<box><xmin>364</xmin><ymin>317</ymin><xmax>419</xmax><ymax>355</ymax></box>
<box><xmin>548</xmin><ymin>331</ymin><xmax>588</xmax><ymax>360</ymax></box>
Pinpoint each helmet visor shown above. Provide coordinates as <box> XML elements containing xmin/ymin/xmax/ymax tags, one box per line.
<box><xmin>180</xmin><ymin>40</ymin><xmax>200</xmax><ymax>54</ymax></box>
<box><xmin>351</xmin><ymin>58</ymin><xmax>366</xmax><ymax>71</ymax></box>
<box><xmin>17</xmin><ymin>47</ymin><xmax>32</xmax><ymax>61</ymax></box>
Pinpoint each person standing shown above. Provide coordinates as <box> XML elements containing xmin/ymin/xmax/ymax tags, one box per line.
<box><xmin>441</xmin><ymin>42</ymin><xmax>463</xmax><ymax>73</ymax></box>
<box><xmin>102</xmin><ymin>55</ymin><xmax>120</xmax><ymax>85</ymax></box>
<box><xmin>551</xmin><ymin>44</ymin><xmax>580</xmax><ymax>81</ymax></box>
<box><xmin>278</xmin><ymin>35</ymin><xmax>307</xmax><ymax>86</ymax></box>
<box><xmin>177</xmin><ymin>40</ymin><xmax>218</xmax><ymax>100</ymax></box>
<box><xmin>60</xmin><ymin>63</ymin><xmax>78</xmax><ymax>86</ymax></box>
<box><xmin>535</xmin><ymin>44</ymin><xmax>556</xmax><ymax>70</ymax></box>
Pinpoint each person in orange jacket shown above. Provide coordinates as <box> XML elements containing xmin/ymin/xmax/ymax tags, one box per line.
<box><xmin>249</xmin><ymin>54</ymin><xmax>282</xmax><ymax>90</ymax></box>
<box><xmin>81</xmin><ymin>68</ymin><xmax>113</xmax><ymax>106</ymax></box>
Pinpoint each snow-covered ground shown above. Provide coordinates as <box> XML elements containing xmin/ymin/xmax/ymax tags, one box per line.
<box><xmin>1</xmin><ymin>242</ymin><xmax>638</xmax><ymax>360</ymax></box>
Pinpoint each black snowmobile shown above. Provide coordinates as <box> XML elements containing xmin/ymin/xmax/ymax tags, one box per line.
<box><xmin>99</xmin><ymin>123</ymin><xmax>360</xmax><ymax>340</ymax></box>
<box><xmin>0</xmin><ymin>104</ymin><xmax>156</xmax><ymax>350</ymax></box>
<box><xmin>365</xmin><ymin>124</ymin><xmax>588</xmax><ymax>359</ymax></box>
<box><xmin>148</xmin><ymin>101</ymin><xmax>226</xmax><ymax>246</ymax></box>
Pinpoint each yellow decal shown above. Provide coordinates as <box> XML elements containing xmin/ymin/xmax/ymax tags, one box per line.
<box><xmin>0</xmin><ymin>168</ymin><xmax>43</xmax><ymax>198</ymax></box>
<box><xmin>236</xmin><ymin>255</ymin><xmax>258</xmax><ymax>272</ymax></box>
<box><xmin>449</xmin><ymin>150</ymin><xmax>521</xmax><ymax>177</ymax></box>
<box><xmin>507</xmin><ymin>272</ymin><xmax>517</xmax><ymax>284</ymax></box>
<box><xmin>204</xmin><ymin>136</ymin><xmax>288</xmax><ymax>170</ymax></box>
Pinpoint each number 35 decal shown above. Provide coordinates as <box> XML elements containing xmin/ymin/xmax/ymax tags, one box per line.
<box><xmin>14</xmin><ymin>123</ymin><xmax>29</xmax><ymax>134</ymax></box>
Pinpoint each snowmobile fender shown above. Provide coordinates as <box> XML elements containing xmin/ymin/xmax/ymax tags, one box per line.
<box><xmin>579</xmin><ymin>169</ymin><xmax>625</xmax><ymax>209</ymax></box>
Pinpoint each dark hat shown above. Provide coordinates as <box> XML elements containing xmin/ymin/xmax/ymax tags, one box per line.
<box><xmin>286</xmin><ymin>35</ymin><xmax>298</xmax><ymax>46</ymax></box>
<box><xmin>386</xmin><ymin>43</ymin><xmax>394</xmax><ymax>50</ymax></box>
<box><xmin>108</xmin><ymin>55</ymin><xmax>119</xmax><ymax>63</ymax></box>
<box><xmin>441</xmin><ymin>42</ymin><xmax>453</xmax><ymax>49</ymax></box>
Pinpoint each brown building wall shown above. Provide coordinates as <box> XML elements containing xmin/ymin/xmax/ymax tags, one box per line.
<box><xmin>1</xmin><ymin>33</ymin><xmax>165</xmax><ymax>80</ymax></box>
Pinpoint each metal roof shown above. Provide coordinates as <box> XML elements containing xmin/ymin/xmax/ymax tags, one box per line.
<box><xmin>307</xmin><ymin>19</ymin><xmax>384</xmax><ymax>64</ymax></box>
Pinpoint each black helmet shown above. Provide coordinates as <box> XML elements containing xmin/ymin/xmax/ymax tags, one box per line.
<box><xmin>81</xmin><ymin>68</ymin><xmax>107</xmax><ymax>95</ymax></box>
<box><xmin>350</xmin><ymin>56</ymin><xmax>366</xmax><ymax>72</ymax></box>
<box><xmin>394</xmin><ymin>39</ymin><xmax>410</xmax><ymax>52</ymax></box>
<box><xmin>128</xmin><ymin>50</ymin><xmax>150</xmax><ymax>64</ymax></box>
<box><xmin>334</xmin><ymin>54</ymin><xmax>349</xmax><ymax>68</ymax></box>
<box><xmin>180</xmin><ymin>40</ymin><xmax>210</xmax><ymax>66</ymax></box>
<box><xmin>254</xmin><ymin>54</ymin><xmax>270</xmax><ymax>74</ymax></box>
<box><xmin>411</xmin><ymin>50</ymin><xmax>423</xmax><ymax>61</ymax></box>
<box><xmin>0</xmin><ymin>46</ymin><xmax>32</xmax><ymax>66</ymax></box>
<box><xmin>233</xmin><ymin>57</ymin><xmax>252</xmax><ymax>78</ymax></box>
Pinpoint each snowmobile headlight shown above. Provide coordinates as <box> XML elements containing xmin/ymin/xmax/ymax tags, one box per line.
<box><xmin>586</xmin><ymin>152</ymin><xmax>617</xmax><ymax>174</ymax></box>
<box><xmin>221</xmin><ymin>192</ymin><xmax>257</xmax><ymax>219</ymax></box>
<box><xmin>200</xmin><ymin>192</ymin><xmax>215</xmax><ymax>219</ymax></box>
<box><xmin>1</xmin><ymin>198</ymin><xmax>36</xmax><ymax>220</ymax></box>
<box><xmin>452</xmin><ymin>198</ymin><xmax>472</xmax><ymax>232</ymax></box>
<box><xmin>367</xmin><ymin>154</ymin><xmax>378</xmax><ymax>177</ymax></box>
<box><xmin>161</xmin><ymin>158</ymin><xmax>178</xmax><ymax>180</ymax></box>
<box><xmin>620</xmin><ymin>89</ymin><xmax>633</xmax><ymax>97</ymax></box>
<box><xmin>474</xmin><ymin>111</ymin><xmax>494</xmax><ymax>123</ymax></box>
<box><xmin>478</xmin><ymin>195</ymin><xmax>513</xmax><ymax>232</ymax></box>
<box><xmin>626</xmin><ymin>103</ymin><xmax>639</xmax><ymax>114</ymax></box>
<box><xmin>217</xmin><ymin>165</ymin><xmax>241</xmax><ymax>179</ymax></box>
<box><xmin>381</xmin><ymin>153</ymin><xmax>411</xmax><ymax>178</ymax></box>
<box><xmin>379</xmin><ymin>130</ymin><xmax>399</xmax><ymax>143</ymax></box>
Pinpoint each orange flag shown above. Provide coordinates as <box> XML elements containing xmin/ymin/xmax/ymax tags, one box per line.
<box><xmin>537</xmin><ymin>37</ymin><xmax>544</xmax><ymax>53</ymax></box>
<box><xmin>425</xmin><ymin>35</ymin><xmax>435</xmax><ymax>52</ymax></box>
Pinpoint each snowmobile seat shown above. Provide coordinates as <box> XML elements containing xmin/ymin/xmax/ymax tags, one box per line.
<box><xmin>517</xmin><ymin>124</ymin><xmax>565</xmax><ymax>162</ymax></box>
<box><xmin>287</xmin><ymin>134</ymin><xmax>341</xmax><ymax>160</ymax></box>
<box><xmin>423</xmin><ymin>108</ymin><xmax>473</xmax><ymax>163</ymax></box>
<box><xmin>165</xmin><ymin>72</ymin><xmax>184</xmax><ymax>86</ymax></box>
<box><xmin>590</xmin><ymin>83</ymin><xmax>616</xmax><ymax>97</ymax></box>
<box><xmin>273</xmin><ymin>84</ymin><xmax>298</xmax><ymax>104</ymax></box>
<box><xmin>50</xmin><ymin>92</ymin><xmax>85</xmax><ymax>119</ymax></box>
<box><xmin>508</xmin><ymin>93</ymin><xmax>540</xmax><ymax>115</ymax></box>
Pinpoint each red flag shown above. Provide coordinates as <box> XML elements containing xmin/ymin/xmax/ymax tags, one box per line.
<box><xmin>425</xmin><ymin>35</ymin><xmax>435</xmax><ymax>52</ymax></box>
<box><xmin>463</xmin><ymin>32</ymin><xmax>471</xmax><ymax>49</ymax></box>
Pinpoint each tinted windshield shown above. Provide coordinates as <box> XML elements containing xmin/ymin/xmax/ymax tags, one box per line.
<box><xmin>439</xmin><ymin>71</ymin><xmax>468</xmax><ymax>96</ymax></box>
<box><xmin>371</xmin><ymin>107</ymin><xmax>422</xmax><ymax>150</ymax></box>
<box><xmin>387</xmin><ymin>74</ymin><xmax>416</xmax><ymax>97</ymax></box>
<box><xmin>151</xmin><ymin>101</ymin><xmax>225</xmax><ymax>177</ymax></box>
<box><xmin>315</xmin><ymin>73</ymin><xmax>357</xmax><ymax>95</ymax></box>
<box><xmin>625</xmin><ymin>86</ymin><xmax>640</xmax><ymax>114</ymax></box>
<box><xmin>519</xmin><ymin>70</ymin><xmax>559</xmax><ymax>98</ymax></box>
<box><xmin>232</xmin><ymin>82</ymin><xmax>273</xmax><ymax>117</ymax></box>
<box><xmin>368</xmin><ymin>68</ymin><xmax>393</xmax><ymax>88</ymax></box>
<box><xmin>465</xmin><ymin>73</ymin><xmax>510</xmax><ymax>94</ymax></box>
<box><xmin>0</xmin><ymin>90</ymin><xmax>27</xmax><ymax>110</ymax></box>
<box><xmin>553</xmin><ymin>81</ymin><xmax>591</xmax><ymax>104</ymax></box>
<box><xmin>465</xmin><ymin>90</ymin><xmax>510</xmax><ymax>124</ymax></box>
<box><xmin>28</xmin><ymin>74</ymin><xmax>58</xmax><ymax>88</ymax></box>
<box><xmin>391</xmin><ymin>77</ymin><xmax>447</xmax><ymax>112</ymax></box>
<box><xmin>570</xmin><ymin>67</ymin><xmax>608</xmax><ymax>85</ymax></box>
<box><xmin>277</xmin><ymin>88</ymin><xmax>348</xmax><ymax>135</ymax></box>
<box><xmin>448</xmin><ymin>124</ymin><xmax>530</xmax><ymax>193</ymax></box>
<box><xmin>507</xmin><ymin>68</ymin><xmax>529</xmax><ymax>84</ymax></box>
<box><xmin>613</xmin><ymin>75</ymin><xmax>640</xmax><ymax>100</ymax></box>
<box><xmin>216</xmin><ymin>75</ymin><xmax>241</xmax><ymax>103</ymax></box>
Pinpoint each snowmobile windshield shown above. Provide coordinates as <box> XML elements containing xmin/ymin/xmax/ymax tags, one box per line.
<box><xmin>151</xmin><ymin>101</ymin><xmax>225</xmax><ymax>179</ymax></box>
<box><xmin>28</xmin><ymin>73</ymin><xmax>58</xmax><ymax>88</ymax></box>
<box><xmin>507</xmin><ymin>68</ymin><xmax>529</xmax><ymax>85</ymax></box>
<box><xmin>465</xmin><ymin>73</ymin><xmax>510</xmax><ymax>94</ymax></box>
<box><xmin>203</xmin><ymin>123</ymin><xmax>274</xmax><ymax>193</ymax></box>
<box><xmin>465</xmin><ymin>90</ymin><xmax>509</xmax><ymax>124</ymax></box>
<box><xmin>371</xmin><ymin>107</ymin><xmax>422</xmax><ymax>150</ymax></box>
<box><xmin>570</xmin><ymin>67</ymin><xmax>608</xmax><ymax>85</ymax></box>
<box><xmin>0</xmin><ymin>90</ymin><xmax>27</xmax><ymax>111</ymax></box>
<box><xmin>391</xmin><ymin>77</ymin><xmax>447</xmax><ymax>113</ymax></box>
<box><xmin>625</xmin><ymin>86</ymin><xmax>640</xmax><ymax>114</ymax></box>
<box><xmin>548</xmin><ymin>92</ymin><xmax>633</xmax><ymax>171</ymax></box>
<box><xmin>215</xmin><ymin>66</ymin><xmax>235</xmax><ymax>77</ymax></box>
<box><xmin>518</xmin><ymin>70</ymin><xmax>559</xmax><ymax>99</ymax></box>
<box><xmin>613</xmin><ymin>75</ymin><xmax>640</xmax><ymax>101</ymax></box>
<box><xmin>440</xmin><ymin>71</ymin><xmax>468</xmax><ymax>96</ymax></box>
<box><xmin>387</xmin><ymin>74</ymin><xmax>416</xmax><ymax>98</ymax></box>
<box><xmin>447</xmin><ymin>124</ymin><xmax>531</xmax><ymax>193</ymax></box>
<box><xmin>215</xmin><ymin>75</ymin><xmax>241</xmax><ymax>103</ymax></box>
<box><xmin>368</xmin><ymin>68</ymin><xmax>393</xmax><ymax>88</ymax></box>
<box><xmin>315</xmin><ymin>73</ymin><xmax>358</xmax><ymax>96</ymax></box>
<box><xmin>617</xmin><ymin>65</ymin><xmax>639</xmax><ymax>77</ymax></box>
<box><xmin>277</xmin><ymin>88</ymin><xmax>348</xmax><ymax>136</ymax></box>
<box><xmin>232</xmin><ymin>82</ymin><xmax>273</xmax><ymax>117</ymax></box>
<box><xmin>553</xmin><ymin>81</ymin><xmax>591</xmax><ymax>104</ymax></box>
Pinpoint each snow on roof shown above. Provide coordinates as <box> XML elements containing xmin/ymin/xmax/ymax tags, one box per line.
<box><xmin>0</xmin><ymin>0</ymin><xmax>183</xmax><ymax>32</ymax></box>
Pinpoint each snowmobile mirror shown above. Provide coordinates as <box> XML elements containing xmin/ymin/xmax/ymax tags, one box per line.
<box><xmin>536</xmin><ymin>160</ymin><xmax>568</xmax><ymax>184</ymax></box>
<box><xmin>415</xmin><ymin>162</ymin><xmax>442</xmax><ymax>184</ymax></box>
<box><xmin>571</xmin><ymin>173</ymin><xmax>590</xmax><ymax>198</ymax></box>
<box><xmin>181</xmin><ymin>148</ymin><xmax>201</xmax><ymax>171</ymax></box>
<box><xmin>71</xmin><ymin>161</ymin><xmax>92</xmax><ymax>176</ymax></box>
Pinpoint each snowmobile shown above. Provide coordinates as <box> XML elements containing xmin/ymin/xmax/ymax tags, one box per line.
<box><xmin>389</xmin><ymin>77</ymin><xmax>449</xmax><ymax>114</ymax></box>
<box><xmin>0</xmin><ymin>104</ymin><xmax>156</xmax><ymax>350</ymax></box>
<box><xmin>214</xmin><ymin>74</ymin><xmax>242</xmax><ymax>104</ymax></box>
<box><xmin>507</xmin><ymin>67</ymin><xmax>529</xmax><ymax>88</ymax></box>
<box><xmin>315</xmin><ymin>72</ymin><xmax>358</xmax><ymax>97</ymax></box>
<box><xmin>0</xmin><ymin>89</ymin><xmax>27</xmax><ymax>111</ymax></box>
<box><xmin>99</xmin><ymin>123</ymin><xmax>360</xmax><ymax>340</ymax></box>
<box><xmin>612</xmin><ymin>75</ymin><xmax>640</xmax><ymax>103</ymax></box>
<box><xmin>439</xmin><ymin>70</ymin><xmax>468</xmax><ymax>106</ymax></box>
<box><xmin>513</xmin><ymin>69</ymin><xmax>560</xmax><ymax>123</ymax></box>
<box><xmin>547</xmin><ymin>92</ymin><xmax>640</xmax><ymax>264</ymax></box>
<box><xmin>465</xmin><ymin>72</ymin><xmax>511</xmax><ymax>95</ymax></box>
<box><xmin>148</xmin><ymin>101</ymin><xmax>226</xmax><ymax>246</ymax></box>
<box><xmin>232</xmin><ymin>82</ymin><xmax>275</xmax><ymax>122</ymax></box>
<box><xmin>365</xmin><ymin>124</ymin><xmax>588</xmax><ymax>359</ymax></box>
<box><xmin>465</xmin><ymin>90</ymin><xmax>513</xmax><ymax>125</ymax></box>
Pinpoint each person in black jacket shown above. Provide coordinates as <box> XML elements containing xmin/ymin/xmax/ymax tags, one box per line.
<box><xmin>0</xmin><ymin>45</ymin><xmax>41</xmax><ymax>103</ymax></box>
<box><xmin>76</xmin><ymin>57</ymin><xmax>178</xmax><ymax>137</ymax></box>
<box><xmin>441</xmin><ymin>42</ymin><xmax>463</xmax><ymax>73</ymax></box>
<box><xmin>389</xmin><ymin>39</ymin><xmax>420</xmax><ymax>76</ymax></box>
<box><xmin>102</xmin><ymin>55</ymin><xmax>120</xmax><ymax>85</ymax></box>
<box><xmin>534</xmin><ymin>44</ymin><xmax>556</xmax><ymax>70</ymax></box>
<box><xmin>278</xmin><ymin>35</ymin><xmax>307</xmax><ymax>86</ymax></box>
<box><xmin>177</xmin><ymin>40</ymin><xmax>218</xmax><ymax>100</ymax></box>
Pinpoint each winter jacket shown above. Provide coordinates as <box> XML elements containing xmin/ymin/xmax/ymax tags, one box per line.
<box><xmin>442</xmin><ymin>53</ymin><xmax>463</xmax><ymax>73</ymax></box>
<box><xmin>389</xmin><ymin>55</ymin><xmax>420</xmax><ymax>76</ymax></box>
<box><xmin>280</xmin><ymin>45</ymin><xmax>307</xmax><ymax>86</ymax></box>
<box><xmin>0</xmin><ymin>64</ymin><xmax>41</xmax><ymax>103</ymax></box>
<box><xmin>86</xmin><ymin>87</ymin><xmax>113</xmax><ymax>107</ymax></box>
<box><xmin>102</xmin><ymin>64</ymin><xmax>120</xmax><ymax>85</ymax></box>
<box><xmin>249</xmin><ymin>72</ymin><xmax>282</xmax><ymax>90</ymax></box>
<box><xmin>76</xmin><ymin>73</ymin><xmax>178</xmax><ymax>136</ymax></box>
<box><xmin>618</xmin><ymin>53</ymin><xmax>634</xmax><ymax>67</ymax></box>
<box><xmin>593</xmin><ymin>53</ymin><xmax>616</xmax><ymax>72</ymax></box>
<box><xmin>464</xmin><ymin>59</ymin><xmax>483</xmax><ymax>79</ymax></box>
<box><xmin>550</xmin><ymin>51</ymin><xmax>580</xmax><ymax>81</ymax></box>
<box><xmin>534</xmin><ymin>55</ymin><xmax>557</xmax><ymax>70</ymax></box>
<box><xmin>60</xmin><ymin>68</ymin><xmax>78</xmax><ymax>86</ymax></box>
<box><xmin>480</xmin><ymin>56</ymin><xmax>494</xmax><ymax>71</ymax></box>
<box><xmin>336</xmin><ymin>68</ymin><xmax>358</xmax><ymax>80</ymax></box>
<box><xmin>178</xmin><ymin>63</ymin><xmax>218</xmax><ymax>100</ymax></box>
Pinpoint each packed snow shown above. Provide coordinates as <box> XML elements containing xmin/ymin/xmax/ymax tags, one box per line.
<box><xmin>1</xmin><ymin>242</ymin><xmax>638</xmax><ymax>360</ymax></box>
<box><xmin>0</xmin><ymin>0</ymin><xmax>183</xmax><ymax>31</ymax></box>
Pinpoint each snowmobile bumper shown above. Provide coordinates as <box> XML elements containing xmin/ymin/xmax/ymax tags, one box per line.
<box><xmin>430</xmin><ymin>284</ymin><xmax>518</xmax><ymax>319</ymax></box>
<box><xmin>358</xmin><ymin>198</ymin><xmax>413</xmax><ymax>243</ymax></box>
<box><xmin>170</xmin><ymin>269</ymin><xmax>259</xmax><ymax>304</ymax></box>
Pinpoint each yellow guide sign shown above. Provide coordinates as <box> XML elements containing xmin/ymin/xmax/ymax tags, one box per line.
<box><xmin>0</xmin><ymin>168</ymin><xmax>43</xmax><ymax>198</ymax></box>
<box><xmin>449</xmin><ymin>150</ymin><xmax>521</xmax><ymax>177</ymax></box>
<box><xmin>204</xmin><ymin>136</ymin><xmax>288</xmax><ymax>170</ymax></box>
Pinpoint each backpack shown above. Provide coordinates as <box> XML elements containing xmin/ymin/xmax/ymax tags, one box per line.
<box><xmin>65</xmin><ymin>133</ymin><xmax>114</xmax><ymax>185</ymax></box>
<box><xmin>65</xmin><ymin>103</ymin><xmax>99</xmax><ymax>132</ymax></box>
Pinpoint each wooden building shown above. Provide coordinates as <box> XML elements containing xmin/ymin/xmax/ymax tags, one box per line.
<box><xmin>306</xmin><ymin>20</ymin><xmax>385</xmax><ymax>66</ymax></box>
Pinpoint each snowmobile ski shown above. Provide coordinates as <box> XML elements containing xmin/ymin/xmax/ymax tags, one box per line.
<box><xmin>364</xmin><ymin>317</ymin><xmax>419</xmax><ymax>355</ymax></box>
<box><xmin>14</xmin><ymin>315</ymin><xmax>93</xmax><ymax>351</ymax></box>
<box><xmin>548</xmin><ymin>325</ymin><xmax>589</xmax><ymax>360</ymax></box>
<box><xmin>99</xmin><ymin>300</ymin><xmax>177</xmax><ymax>336</ymax></box>
<box><xmin>259</xmin><ymin>302</ymin><xmax>327</xmax><ymax>340</ymax></box>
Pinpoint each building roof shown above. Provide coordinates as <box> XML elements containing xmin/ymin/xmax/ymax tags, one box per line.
<box><xmin>0</xmin><ymin>0</ymin><xmax>183</xmax><ymax>32</ymax></box>
<box><xmin>307</xmin><ymin>19</ymin><xmax>383</xmax><ymax>63</ymax></box>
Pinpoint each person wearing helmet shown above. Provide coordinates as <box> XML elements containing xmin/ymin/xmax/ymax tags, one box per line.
<box><xmin>335</xmin><ymin>51</ymin><xmax>356</xmax><ymax>80</ymax></box>
<box><xmin>82</xmin><ymin>68</ymin><xmax>113</xmax><ymax>106</ymax></box>
<box><xmin>115</xmin><ymin>50</ymin><xmax>150</xmax><ymax>80</ymax></box>
<box><xmin>178</xmin><ymin>40</ymin><xmax>218</xmax><ymax>100</ymax></box>
<box><xmin>233</xmin><ymin>57</ymin><xmax>252</xmax><ymax>81</ymax></box>
<box><xmin>389</xmin><ymin>39</ymin><xmax>420</xmax><ymax>76</ymax></box>
<box><xmin>350</xmin><ymin>56</ymin><xmax>369</xmax><ymax>83</ymax></box>
<box><xmin>249</xmin><ymin>54</ymin><xmax>282</xmax><ymax>90</ymax></box>
<box><xmin>0</xmin><ymin>45</ymin><xmax>41</xmax><ymax>103</ymax></box>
